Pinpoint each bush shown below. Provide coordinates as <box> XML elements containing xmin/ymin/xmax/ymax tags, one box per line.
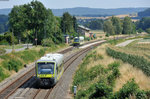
<box><xmin>105</xmin><ymin>33</ymin><xmax>110</xmax><ymax>37</ymax></box>
<box><xmin>85</xmin><ymin>37</ymin><xmax>90</xmax><ymax>41</ymax></box>
<box><xmin>6</xmin><ymin>59</ymin><xmax>22</xmax><ymax>72</ymax></box>
<box><xmin>108</xmin><ymin>61</ymin><xmax>120</xmax><ymax>70</ymax></box>
<box><xmin>107</xmin><ymin>62</ymin><xmax>120</xmax><ymax>86</ymax></box>
<box><xmin>136</xmin><ymin>90</ymin><xmax>147</xmax><ymax>99</ymax></box>
<box><xmin>90</xmin><ymin>82</ymin><xmax>113</xmax><ymax>99</ymax></box>
<box><xmin>0</xmin><ymin>48</ymin><xmax>6</xmax><ymax>54</ymax></box>
<box><xmin>115</xmin><ymin>79</ymin><xmax>139</xmax><ymax>99</ymax></box>
<box><xmin>0</xmin><ymin>33</ymin><xmax>17</xmax><ymax>45</ymax></box>
<box><xmin>0</xmin><ymin>39</ymin><xmax>9</xmax><ymax>45</ymax></box>
<box><xmin>146</xmin><ymin>28</ymin><xmax>150</xmax><ymax>34</ymax></box>
<box><xmin>42</xmin><ymin>38</ymin><xmax>54</xmax><ymax>47</ymax></box>
<box><xmin>137</xmin><ymin>28</ymin><xmax>143</xmax><ymax>33</ymax></box>
<box><xmin>0</xmin><ymin>66</ymin><xmax>9</xmax><ymax>81</ymax></box>
<box><xmin>106</xmin><ymin>47</ymin><xmax>150</xmax><ymax>76</ymax></box>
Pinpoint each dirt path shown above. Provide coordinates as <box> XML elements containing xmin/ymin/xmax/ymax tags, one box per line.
<box><xmin>115</xmin><ymin>39</ymin><xmax>141</xmax><ymax>47</ymax></box>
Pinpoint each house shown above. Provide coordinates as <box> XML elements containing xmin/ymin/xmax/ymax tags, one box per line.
<box><xmin>77</xmin><ymin>25</ymin><xmax>91</xmax><ymax>37</ymax></box>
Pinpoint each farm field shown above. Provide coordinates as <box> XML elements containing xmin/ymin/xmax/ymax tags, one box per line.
<box><xmin>112</xmin><ymin>38</ymin><xmax>150</xmax><ymax>61</ymax></box>
<box><xmin>72</xmin><ymin>39</ymin><xmax>150</xmax><ymax>98</ymax></box>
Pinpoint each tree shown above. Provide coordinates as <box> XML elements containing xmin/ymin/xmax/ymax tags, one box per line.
<box><xmin>0</xmin><ymin>24</ymin><xmax>5</xmax><ymax>33</ymax></box>
<box><xmin>103</xmin><ymin>20</ymin><xmax>115</xmax><ymax>35</ymax></box>
<box><xmin>146</xmin><ymin>28</ymin><xmax>150</xmax><ymax>33</ymax></box>
<box><xmin>9</xmin><ymin>1</ymin><xmax>65</xmax><ymax>46</ymax></box>
<box><xmin>61</xmin><ymin>12</ymin><xmax>74</xmax><ymax>35</ymax></box>
<box><xmin>9</xmin><ymin>5</ymin><xmax>26</xmax><ymax>43</ymax></box>
<box><xmin>111</xmin><ymin>16</ymin><xmax>122</xmax><ymax>34</ymax></box>
<box><xmin>137</xmin><ymin>28</ymin><xmax>143</xmax><ymax>33</ymax></box>
<box><xmin>9</xmin><ymin>1</ymin><xmax>49</xmax><ymax>44</ymax></box>
<box><xmin>122</xmin><ymin>17</ymin><xmax>133</xmax><ymax>34</ymax></box>
<box><xmin>137</xmin><ymin>17</ymin><xmax>150</xmax><ymax>31</ymax></box>
<box><xmin>84</xmin><ymin>20</ymin><xmax>104</xmax><ymax>30</ymax></box>
<box><xmin>73</xmin><ymin>16</ymin><xmax>77</xmax><ymax>32</ymax></box>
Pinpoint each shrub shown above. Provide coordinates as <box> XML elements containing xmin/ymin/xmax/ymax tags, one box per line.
<box><xmin>90</xmin><ymin>82</ymin><xmax>113</xmax><ymax>99</ymax></box>
<box><xmin>39</xmin><ymin>48</ymin><xmax>46</xmax><ymax>57</ymax></box>
<box><xmin>108</xmin><ymin>61</ymin><xmax>120</xmax><ymax>70</ymax></box>
<box><xmin>85</xmin><ymin>37</ymin><xmax>90</xmax><ymax>41</ymax></box>
<box><xmin>0</xmin><ymin>48</ymin><xmax>6</xmax><ymax>54</ymax></box>
<box><xmin>106</xmin><ymin>47</ymin><xmax>150</xmax><ymax>76</ymax></box>
<box><xmin>20</xmin><ymin>50</ymin><xmax>37</xmax><ymax>63</ymax></box>
<box><xmin>136</xmin><ymin>90</ymin><xmax>147</xmax><ymax>99</ymax></box>
<box><xmin>146</xmin><ymin>28</ymin><xmax>150</xmax><ymax>34</ymax></box>
<box><xmin>105</xmin><ymin>33</ymin><xmax>110</xmax><ymax>37</ymax></box>
<box><xmin>107</xmin><ymin>74</ymin><xmax>115</xmax><ymax>86</ymax></box>
<box><xmin>116</xmin><ymin>79</ymin><xmax>139</xmax><ymax>99</ymax></box>
<box><xmin>0</xmin><ymin>39</ymin><xmax>9</xmax><ymax>45</ymax></box>
<box><xmin>6</xmin><ymin>59</ymin><xmax>22</xmax><ymax>72</ymax></box>
<box><xmin>0</xmin><ymin>66</ymin><xmax>9</xmax><ymax>81</ymax></box>
<box><xmin>42</xmin><ymin>38</ymin><xmax>54</xmax><ymax>47</ymax></box>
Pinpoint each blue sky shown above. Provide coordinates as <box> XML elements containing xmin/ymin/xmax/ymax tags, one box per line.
<box><xmin>0</xmin><ymin>0</ymin><xmax>149</xmax><ymax>9</ymax></box>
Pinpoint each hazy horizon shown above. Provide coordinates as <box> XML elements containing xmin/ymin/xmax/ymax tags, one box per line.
<box><xmin>0</xmin><ymin>7</ymin><xmax>149</xmax><ymax>10</ymax></box>
<box><xmin>0</xmin><ymin>0</ymin><xmax>149</xmax><ymax>9</ymax></box>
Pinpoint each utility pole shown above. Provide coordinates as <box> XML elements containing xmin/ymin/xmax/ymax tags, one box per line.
<box><xmin>35</xmin><ymin>29</ymin><xmax>37</xmax><ymax>47</ymax></box>
<box><xmin>27</xmin><ymin>30</ymin><xmax>29</xmax><ymax>49</ymax></box>
<box><xmin>12</xmin><ymin>28</ymin><xmax>14</xmax><ymax>51</ymax></box>
<box><xmin>44</xmin><ymin>20</ymin><xmax>46</xmax><ymax>39</ymax></box>
<box><xmin>54</xmin><ymin>20</ymin><xmax>56</xmax><ymax>46</ymax></box>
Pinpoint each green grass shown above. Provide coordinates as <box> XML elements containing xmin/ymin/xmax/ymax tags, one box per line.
<box><xmin>0</xmin><ymin>43</ymin><xmax>67</xmax><ymax>82</ymax></box>
<box><xmin>0</xmin><ymin>48</ymin><xmax>6</xmax><ymax>54</ymax></box>
<box><xmin>5</xmin><ymin>44</ymin><xmax>24</xmax><ymax>49</ymax></box>
<box><xmin>107</xmin><ymin>39</ymin><xmax>126</xmax><ymax>45</ymax></box>
<box><xmin>72</xmin><ymin>45</ymin><xmax>149</xmax><ymax>99</ymax></box>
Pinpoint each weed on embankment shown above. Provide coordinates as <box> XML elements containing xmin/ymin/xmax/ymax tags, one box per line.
<box><xmin>72</xmin><ymin>44</ymin><xmax>150</xmax><ymax>99</ymax></box>
<box><xmin>0</xmin><ymin>44</ymin><xmax>67</xmax><ymax>82</ymax></box>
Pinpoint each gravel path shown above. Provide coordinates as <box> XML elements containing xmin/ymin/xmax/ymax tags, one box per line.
<box><xmin>5</xmin><ymin>44</ymin><xmax>33</xmax><ymax>54</ymax></box>
<box><xmin>115</xmin><ymin>39</ymin><xmax>140</xmax><ymax>47</ymax></box>
<box><xmin>79</xmin><ymin>40</ymin><xmax>106</xmax><ymax>49</ymax></box>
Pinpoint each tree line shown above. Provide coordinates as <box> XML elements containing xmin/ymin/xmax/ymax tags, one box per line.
<box><xmin>103</xmin><ymin>16</ymin><xmax>136</xmax><ymax>36</ymax></box>
<box><xmin>84</xmin><ymin>19</ymin><xmax>104</xmax><ymax>30</ymax></box>
<box><xmin>136</xmin><ymin>17</ymin><xmax>150</xmax><ymax>33</ymax></box>
<box><xmin>0</xmin><ymin>1</ymin><xmax>77</xmax><ymax>46</ymax></box>
<box><xmin>0</xmin><ymin>15</ymin><xmax>8</xmax><ymax>33</ymax></box>
<box><xmin>138</xmin><ymin>8</ymin><xmax>150</xmax><ymax>18</ymax></box>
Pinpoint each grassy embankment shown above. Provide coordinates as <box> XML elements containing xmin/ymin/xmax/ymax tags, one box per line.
<box><xmin>0</xmin><ymin>44</ymin><xmax>24</xmax><ymax>49</ymax></box>
<box><xmin>0</xmin><ymin>44</ymin><xmax>68</xmax><ymax>82</ymax></box>
<box><xmin>0</xmin><ymin>44</ymin><xmax>25</xmax><ymax>55</ymax></box>
<box><xmin>72</xmin><ymin>37</ymin><xmax>150</xmax><ymax>98</ymax></box>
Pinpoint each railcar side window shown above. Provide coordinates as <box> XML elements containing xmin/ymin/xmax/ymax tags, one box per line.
<box><xmin>38</xmin><ymin>62</ymin><xmax>54</xmax><ymax>74</ymax></box>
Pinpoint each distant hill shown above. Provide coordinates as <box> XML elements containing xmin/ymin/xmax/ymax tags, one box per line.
<box><xmin>0</xmin><ymin>8</ymin><xmax>11</xmax><ymax>15</ymax></box>
<box><xmin>52</xmin><ymin>7</ymin><xmax>147</xmax><ymax>16</ymax></box>
<box><xmin>138</xmin><ymin>8</ymin><xmax>150</xmax><ymax>18</ymax></box>
<box><xmin>0</xmin><ymin>7</ymin><xmax>148</xmax><ymax>16</ymax></box>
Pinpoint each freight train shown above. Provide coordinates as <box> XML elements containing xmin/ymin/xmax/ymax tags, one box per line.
<box><xmin>35</xmin><ymin>53</ymin><xmax>64</xmax><ymax>87</ymax></box>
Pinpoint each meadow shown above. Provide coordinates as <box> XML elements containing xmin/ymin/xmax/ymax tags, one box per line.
<box><xmin>72</xmin><ymin>43</ymin><xmax>150</xmax><ymax>98</ymax></box>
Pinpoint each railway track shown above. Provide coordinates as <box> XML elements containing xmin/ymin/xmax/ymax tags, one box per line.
<box><xmin>0</xmin><ymin>34</ymin><xmax>141</xmax><ymax>99</ymax></box>
<box><xmin>0</xmin><ymin>46</ymin><xmax>75</xmax><ymax>99</ymax></box>
<box><xmin>0</xmin><ymin>39</ymin><xmax>105</xmax><ymax>99</ymax></box>
<box><xmin>33</xmin><ymin>46</ymin><xmax>92</xmax><ymax>99</ymax></box>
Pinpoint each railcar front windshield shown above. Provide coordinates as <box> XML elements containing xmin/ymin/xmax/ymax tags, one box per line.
<box><xmin>74</xmin><ymin>38</ymin><xmax>79</xmax><ymax>42</ymax></box>
<box><xmin>37</xmin><ymin>62</ymin><xmax>54</xmax><ymax>74</ymax></box>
